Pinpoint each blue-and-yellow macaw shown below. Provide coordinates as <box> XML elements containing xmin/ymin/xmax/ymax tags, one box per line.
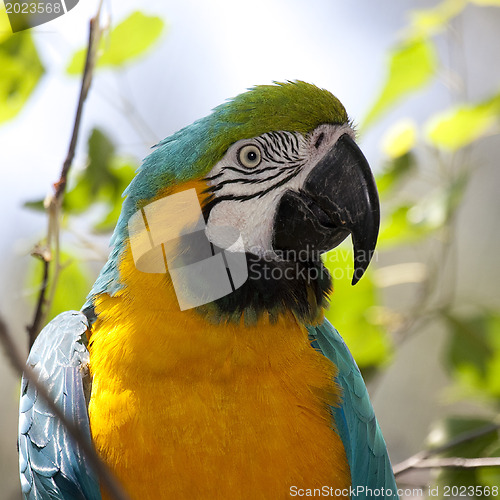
<box><xmin>19</xmin><ymin>81</ymin><xmax>399</xmax><ymax>499</ymax></box>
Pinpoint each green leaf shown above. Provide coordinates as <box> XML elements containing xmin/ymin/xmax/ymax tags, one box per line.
<box><xmin>470</xmin><ymin>0</ymin><xmax>500</xmax><ymax>6</ymax></box>
<box><xmin>363</xmin><ymin>38</ymin><xmax>437</xmax><ymax>128</ymax></box>
<box><xmin>381</xmin><ymin>119</ymin><xmax>418</xmax><ymax>159</ymax></box>
<box><xmin>63</xmin><ymin>174</ymin><xmax>93</xmax><ymax>214</ymax></box>
<box><xmin>63</xmin><ymin>128</ymin><xmax>135</xmax><ymax>225</ymax></box>
<box><xmin>23</xmin><ymin>199</ymin><xmax>45</xmax><ymax>212</ymax></box>
<box><xmin>426</xmin><ymin>95</ymin><xmax>500</xmax><ymax>151</ymax></box>
<box><xmin>86</xmin><ymin>128</ymin><xmax>117</xmax><ymax>194</ymax></box>
<box><xmin>323</xmin><ymin>246</ymin><xmax>391</xmax><ymax>371</ymax></box>
<box><xmin>478</xmin><ymin>444</ymin><xmax>500</xmax><ymax>487</ymax></box>
<box><xmin>445</xmin><ymin>314</ymin><xmax>493</xmax><ymax>380</ymax></box>
<box><xmin>91</xmin><ymin>159</ymin><xmax>136</xmax><ymax>231</ymax></box>
<box><xmin>379</xmin><ymin>204</ymin><xmax>414</xmax><ymax>247</ymax></box>
<box><xmin>67</xmin><ymin>11</ymin><xmax>165</xmax><ymax>75</ymax></box>
<box><xmin>376</xmin><ymin>152</ymin><xmax>416</xmax><ymax>196</ymax></box>
<box><xmin>0</xmin><ymin>10</ymin><xmax>12</xmax><ymax>43</ymax></box>
<box><xmin>93</xmin><ymin>198</ymin><xmax>123</xmax><ymax>232</ymax></box>
<box><xmin>379</xmin><ymin>175</ymin><xmax>467</xmax><ymax>248</ymax></box>
<box><xmin>378</xmin><ymin>202</ymin><xmax>436</xmax><ymax>248</ymax></box>
<box><xmin>409</xmin><ymin>0</ymin><xmax>466</xmax><ymax>37</ymax></box>
<box><xmin>0</xmin><ymin>17</ymin><xmax>44</xmax><ymax>123</ymax></box>
<box><xmin>444</xmin><ymin>312</ymin><xmax>500</xmax><ymax>400</ymax></box>
<box><xmin>48</xmin><ymin>255</ymin><xmax>94</xmax><ymax>321</ymax></box>
<box><xmin>62</xmin><ymin>128</ymin><xmax>117</xmax><ymax>214</ymax></box>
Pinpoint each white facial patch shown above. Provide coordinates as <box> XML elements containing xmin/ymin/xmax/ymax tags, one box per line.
<box><xmin>204</xmin><ymin>123</ymin><xmax>355</xmax><ymax>256</ymax></box>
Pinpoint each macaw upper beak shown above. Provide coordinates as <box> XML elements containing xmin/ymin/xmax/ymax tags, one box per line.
<box><xmin>272</xmin><ymin>134</ymin><xmax>380</xmax><ymax>285</ymax></box>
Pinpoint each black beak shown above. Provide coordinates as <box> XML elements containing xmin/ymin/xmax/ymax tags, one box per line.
<box><xmin>272</xmin><ymin>134</ymin><xmax>380</xmax><ymax>285</ymax></box>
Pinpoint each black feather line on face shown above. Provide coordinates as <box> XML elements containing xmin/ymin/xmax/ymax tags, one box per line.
<box><xmin>209</xmin><ymin>168</ymin><xmax>292</xmax><ymax>192</ymax></box>
<box><xmin>220</xmin><ymin>165</ymin><xmax>280</xmax><ymax>176</ymax></box>
<box><xmin>203</xmin><ymin>171</ymin><xmax>225</xmax><ymax>182</ymax></box>
<box><xmin>255</xmin><ymin>132</ymin><xmax>304</xmax><ymax>163</ymax></box>
<box><xmin>202</xmin><ymin>167</ymin><xmax>302</xmax><ymax>219</ymax></box>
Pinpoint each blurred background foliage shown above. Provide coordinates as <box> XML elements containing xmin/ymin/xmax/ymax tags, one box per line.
<box><xmin>0</xmin><ymin>11</ymin><xmax>44</xmax><ymax>123</ymax></box>
<box><xmin>2</xmin><ymin>0</ymin><xmax>500</xmax><ymax>497</ymax></box>
<box><xmin>324</xmin><ymin>0</ymin><xmax>500</xmax><ymax>492</ymax></box>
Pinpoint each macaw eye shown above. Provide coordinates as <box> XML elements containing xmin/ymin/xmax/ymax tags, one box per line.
<box><xmin>238</xmin><ymin>145</ymin><xmax>262</xmax><ymax>169</ymax></box>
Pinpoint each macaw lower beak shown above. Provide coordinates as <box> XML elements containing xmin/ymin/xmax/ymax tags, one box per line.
<box><xmin>272</xmin><ymin>134</ymin><xmax>380</xmax><ymax>285</ymax></box>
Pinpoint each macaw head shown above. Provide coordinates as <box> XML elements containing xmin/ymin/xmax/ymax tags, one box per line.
<box><xmin>88</xmin><ymin>81</ymin><xmax>379</xmax><ymax>322</ymax></box>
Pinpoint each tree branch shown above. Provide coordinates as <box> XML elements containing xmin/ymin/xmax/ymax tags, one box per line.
<box><xmin>394</xmin><ymin>422</ymin><xmax>500</xmax><ymax>477</ymax></box>
<box><xmin>406</xmin><ymin>456</ymin><xmax>500</xmax><ymax>471</ymax></box>
<box><xmin>53</xmin><ymin>10</ymin><xmax>101</xmax><ymax>200</ymax></box>
<box><xmin>26</xmin><ymin>2</ymin><xmax>104</xmax><ymax>347</ymax></box>
<box><xmin>0</xmin><ymin>314</ymin><xmax>129</xmax><ymax>500</ymax></box>
<box><xmin>26</xmin><ymin>245</ymin><xmax>51</xmax><ymax>348</ymax></box>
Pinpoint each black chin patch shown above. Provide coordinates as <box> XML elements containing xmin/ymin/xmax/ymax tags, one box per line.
<box><xmin>195</xmin><ymin>252</ymin><xmax>332</xmax><ymax>324</ymax></box>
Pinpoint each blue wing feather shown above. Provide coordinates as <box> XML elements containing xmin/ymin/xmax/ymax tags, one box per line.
<box><xmin>307</xmin><ymin>319</ymin><xmax>399</xmax><ymax>499</ymax></box>
<box><xmin>18</xmin><ymin>311</ymin><xmax>101</xmax><ymax>500</ymax></box>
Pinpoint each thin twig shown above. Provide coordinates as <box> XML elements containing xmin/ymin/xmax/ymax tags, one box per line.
<box><xmin>405</xmin><ymin>456</ymin><xmax>500</xmax><ymax>471</ymax></box>
<box><xmin>394</xmin><ymin>422</ymin><xmax>500</xmax><ymax>477</ymax></box>
<box><xmin>53</xmin><ymin>5</ymin><xmax>102</xmax><ymax>200</ymax></box>
<box><xmin>26</xmin><ymin>245</ymin><xmax>51</xmax><ymax>349</ymax></box>
<box><xmin>0</xmin><ymin>314</ymin><xmax>130</xmax><ymax>500</ymax></box>
<box><xmin>26</xmin><ymin>2</ymin><xmax>103</xmax><ymax>347</ymax></box>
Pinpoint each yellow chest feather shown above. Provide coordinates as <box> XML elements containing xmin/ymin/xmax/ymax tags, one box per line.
<box><xmin>88</xmin><ymin>248</ymin><xmax>350</xmax><ymax>499</ymax></box>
